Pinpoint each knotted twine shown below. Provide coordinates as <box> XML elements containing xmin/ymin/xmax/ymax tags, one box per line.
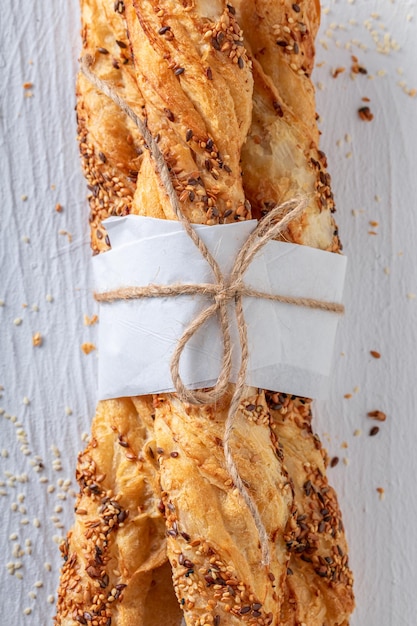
<box><xmin>81</xmin><ymin>56</ymin><xmax>344</xmax><ymax>565</ymax></box>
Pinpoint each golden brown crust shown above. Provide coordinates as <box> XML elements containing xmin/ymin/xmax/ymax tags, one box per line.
<box><xmin>55</xmin><ymin>397</ymin><xmax>182</xmax><ymax>626</ymax></box>
<box><xmin>235</xmin><ymin>0</ymin><xmax>340</xmax><ymax>251</ymax></box>
<box><xmin>154</xmin><ymin>390</ymin><xmax>293</xmax><ymax>625</ymax></box>
<box><xmin>266</xmin><ymin>394</ymin><xmax>354</xmax><ymax>625</ymax></box>
<box><xmin>56</xmin><ymin>1</ymin><xmax>354</xmax><ymax>625</ymax></box>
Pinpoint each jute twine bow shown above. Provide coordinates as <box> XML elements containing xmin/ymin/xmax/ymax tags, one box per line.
<box><xmin>82</xmin><ymin>56</ymin><xmax>344</xmax><ymax>565</ymax></box>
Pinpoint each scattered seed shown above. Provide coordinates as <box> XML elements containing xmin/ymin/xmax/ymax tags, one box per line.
<box><xmin>369</xmin><ymin>426</ymin><xmax>380</xmax><ymax>436</ymax></box>
<box><xmin>367</xmin><ymin>410</ymin><xmax>386</xmax><ymax>422</ymax></box>
<box><xmin>32</xmin><ymin>332</ymin><xmax>42</xmax><ymax>347</ymax></box>
<box><xmin>81</xmin><ymin>342</ymin><xmax>96</xmax><ymax>355</ymax></box>
<box><xmin>358</xmin><ymin>106</ymin><xmax>374</xmax><ymax>121</ymax></box>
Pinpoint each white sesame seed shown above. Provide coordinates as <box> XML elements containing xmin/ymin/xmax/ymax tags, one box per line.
<box><xmin>22</xmin><ymin>397</ymin><xmax>30</xmax><ymax>405</ymax></box>
<box><xmin>14</xmin><ymin>318</ymin><xmax>23</xmax><ymax>326</ymax></box>
<box><xmin>47</xmin><ymin>595</ymin><xmax>55</xmax><ymax>604</ymax></box>
<box><xmin>28</xmin><ymin>591</ymin><xmax>36</xmax><ymax>600</ymax></box>
<box><xmin>9</xmin><ymin>533</ymin><xmax>18</xmax><ymax>541</ymax></box>
<box><xmin>46</xmin><ymin>294</ymin><xmax>54</xmax><ymax>302</ymax></box>
<box><xmin>1</xmin><ymin>449</ymin><xmax>9</xmax><ymax>458</ymax></box>
<box><xmin>44</xmin><ymin>562</ymin><xmax>52</xmax><ymax>571</ymax></box>
<box><xmin>31</xmin><ymin>304</ymin><xmax>39</xmax><ymax>312</ymax></box>
<box><xmin>33</xmin><ymin>518</ymin><xmax>41</xmax><ymax>528</ymax></box>
<box><xmin>0</xmin><ymin>300</ymin><xmax>4</xmax><ymax>306</ymax></box>
<box><xmin>47</xmin><ymin>485</ymin><xmax>55</xmax><ymax>493</ymax></box>
<box><xmin>19</xmin><ymin>505</ymin><xmax>27</xmax><ymax>514</ymax></box>
<box><xmin>20</xmin><ymin>518</ymin><xmax>29</xmax><ymax>525</ymax></box>
<box><xmin>65</xmin><ymin>406</ymin><xmax>73</xmax><ymax>416</ymax></box>
<box><xmin>15</xmin><ymin>572</ymin><xmax>23</xmax><ymax>580</ymax></box>
<box><xmin>34</xmin><ymin>580</ymin><xmax>43</xmax><ymax>588</ymax></box>
<box><xmin>23</xmin><ymin>608</ymin><xmax>32</xmax><ymax>615</ymax></box>
<box><xmin>11</xmin><ymin>503</ymin><xmax>18</xmax><ymax>512</ymax></box>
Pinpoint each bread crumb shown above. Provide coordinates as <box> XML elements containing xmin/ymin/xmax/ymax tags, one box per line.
<box><xmin>23</xmin><ymin>82</ymin><xmax>33</xmax><ymax>89</ymax></box>
<box><xmin>332</xmin><ymin>66</ymin><xmax>345</xmax><ymax>78</ymax></box>
<box><xmin>58</xmin><ymin>230</ymin><xmax>72</xmax><ymax>243</ymax></box>
<box><xmin>367</xmin><ymin>410</ymin><xmax>386</xmax><ymax>421</ymax></box>
<box><xmin>407</xmin><ymin>293</ymin><xmax>416</xmax><ymax>300</ymax></box>
<box><xmin>376</xmin><ymin>487</ymin><xmax>385</xmax><ymax>500</ymax></box>
<box><xmin>81</xmin><ymin>342</ymin><xmax>96</xmax><ymax>355</ymax></box>
<box><xmin>341</xmin><ymin>441</ymin><xmax>348</xmax><ymax>449</ymax></box>
<box><xmin>55</xmin><ymin>203</ymin><xmax>63</xmax><ymax>213</ymax></box>
<box><xmin>342</xmin><ymin>457</ymin><xmax>350</xmax><ymax>466</ymax></box>
<box><xmin>353</xmin><ymin>429</ymin><xmax>362</xmax><ymax>437</ymax></box>
<box><xmin>370</xmin><ymin>350</ymin><xmax>381</xmax><ymax>358</ymax></box>
<box><xmin>84</xmin><ymin>314</ymin><xmax>99</xmax><ymax>326</ymax></box>
<box><xmin>358</xmin><ymin>106</ymin><xmax>374</xmax><ymax>121</ymax></box>
<box><xmin>32</xmin><ymin>332</ymin><xmax>42</xmax><ymax>347</ymax></box>
<box><xmin>344</xmin><ymin>393</ymin><xmax>352</xmax><ymax>399</ymax></box>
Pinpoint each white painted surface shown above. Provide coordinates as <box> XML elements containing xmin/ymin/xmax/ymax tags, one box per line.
<box><xmin>0</xmin><ymin>1</ymin><xmax>416</xmax><ymax>624</ymax></box>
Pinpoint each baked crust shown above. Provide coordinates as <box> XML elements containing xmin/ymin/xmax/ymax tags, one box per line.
<box><xmin>55</xmin><ymin>1</ymin><xmax>354</xmax><ymax>624</ymax></box>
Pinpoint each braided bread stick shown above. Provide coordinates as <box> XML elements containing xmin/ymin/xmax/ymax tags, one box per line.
<box><xmin>235</xmin><ymin>1</ymin><xmax>354</xmax><ymax>623</ymax></box>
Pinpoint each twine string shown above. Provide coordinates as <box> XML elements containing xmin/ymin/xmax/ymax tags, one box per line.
<box><xmin>82</xmin><ymin>56</ymin><xmax>343</xmax><ymax>565</ymax></box>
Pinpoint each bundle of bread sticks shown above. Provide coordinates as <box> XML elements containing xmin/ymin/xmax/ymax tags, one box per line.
<box><xmin>55</xmin><ymin>1</ymin><xmax>354</xmax><ymax>625</ymax></box>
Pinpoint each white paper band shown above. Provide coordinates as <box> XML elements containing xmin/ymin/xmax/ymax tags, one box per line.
<box><xmin>93</xmin><ymin>215</ymin><xmax>346</xmax><ymax>400</ymax></box>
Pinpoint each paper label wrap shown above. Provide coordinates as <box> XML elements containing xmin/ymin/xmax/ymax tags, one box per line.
<box><xmin>93</xmin><ymin>215</ymin><xmax>347</xmax><ymax>400</ymax></box>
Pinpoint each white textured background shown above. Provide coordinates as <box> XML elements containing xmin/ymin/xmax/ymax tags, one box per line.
<box><xmin>1</xmin><ymin>1</ymin><xmax>416</xmax><ymax>624</ymax></box>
